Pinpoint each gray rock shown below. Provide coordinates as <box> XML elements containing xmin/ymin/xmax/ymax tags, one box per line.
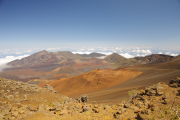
<box><xmin>77</xmin><ymin>94</ymin><xmax>88</xmax><ymax>103</ymax></box>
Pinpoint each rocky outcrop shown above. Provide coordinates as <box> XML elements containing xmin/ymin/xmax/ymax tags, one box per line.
<box><xmin>118</xmin><ymin>81</ymin><xmax>180</xmax><ymax>119</ymax></box>
<box><xmin>169</xmin><ymin>77</ymin><xmax>180</xmax><ymax>88</ymax></box>
<box><xmin>0</xmin><ymin>77</ymin><xmax>179</xmax><ymax>119</ymax></box>
<box><xmin>104</xmin><ymin>53</ymin><xmax>175</xmax><ymax>68</ymax></box>
<box><xmin>135</xmin><ymin>54</ymin><xmax>174</xmax><ymax>63</ymax></box>
<box><xmin>76</xmin><ymin>94</ymin><xmax>88</xmax><ymax>103</ymax></box>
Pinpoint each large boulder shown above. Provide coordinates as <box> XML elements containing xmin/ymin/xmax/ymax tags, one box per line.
<box><xmin>76</xmin><ymin>94</ymin><xmax>88</xmax><ymax>103</ymax></box>
<box><xmin>169</xmin><ymin>77</ymin><xmax>180</xmax><ymax>88</ymax></box>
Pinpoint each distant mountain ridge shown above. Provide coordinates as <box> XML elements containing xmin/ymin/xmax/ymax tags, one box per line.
<box><xmin>8</xmin><ymin>50</ymin><xmax>176</xmax><ymax>68</ymax></box>
<box><xmin>104</xmin><ymin>53</ymin><xmax>140</xmax><ymax>67</ymax></box>
<box><xmin>1</xmin><ymin>50</ymin><xmax>179</xmax><ymax>90</ymax></box>
<box><xmin>8</xmin><ymin>50</ymin><xmax>58</xmax><ymax>67</ymax></box>
<box><xmin>104</xmin><ymin>53</ymin><xmax>126</xmax><ymax>63</ymax></box>
<box><xmin>7</xmin><ymin>50</ymin><xmax>84</xmax><ymax>67</ymax></box>
<box><xmin>104</xmin><ymin>53</ymin><xmax>175</xmax><ymax>67</ymax></box>
<box><xmin>2</xmin><ymin>50</ymin><xmax>112</xmax><ymax>82</ymax></box>
<box><xmin>134</xmin><ymin>54</ymin><xmax>174</xmax><ymax>64</ymax></box>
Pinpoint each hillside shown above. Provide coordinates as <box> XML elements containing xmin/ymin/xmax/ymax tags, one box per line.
<box><xmin>104</xmin><ymin>53</ymin><xmax>126</xmax><ymax>63</ymax></box>
<box><xmin>87</xmin><ymin>54</ymin><xmax>180</xmax><ymax>103</ymax></box>
<box><xmin>135</xmin><ymin>54</ymin><xmax>174</xmax><ymax>64</ymax></box>
<box><xmin>39</xmin><ymin>69</ymin><xmax>142</xmax><ymax>97</ymax></box>
<box><xmin>2</xmin><ymin>51</ymin><xmax>112</xmax><ymax>83</ymax></box>
<box><xmin>38</xmin><ymin>54</ymin><xmax>180</xmax><ymax>103</ymax></box>
<box><xmin>7</xmin><ymin>50</ymin><xmax>84</xmax><ymax>67</ymax></box>
<box><xmin>104</xmin><ymin>53</ymin><xmax>175</xmax><ymax>68</ymax></box>
<box><xmin>2</xmin><ymin>51</ymin><xmax>178</xmax><ymax>86</ymax></box>
<box><xmin>1</xmin><ymin>54</ymin><xmax>180</xmax><ymax>119</ymax></box>
<box><xmin>104</xmin><ymin>53</ymin><xmax>141</xmax><ymax>67</ymax></box>
<box><xmin>54</xmin><ymin>51</ymin><xmax>84</xmax><ymax>59</ymax></box>
<box><xmin>1</xmin><ymin>77</ymin><xmax>179</xmax><ymax>119</ymax></box>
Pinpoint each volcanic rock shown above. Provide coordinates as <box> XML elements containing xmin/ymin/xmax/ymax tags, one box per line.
<box><xmin>0</xmin><ymin>77</ymin><xmax>180</xmax><ymax>119</ymax></box>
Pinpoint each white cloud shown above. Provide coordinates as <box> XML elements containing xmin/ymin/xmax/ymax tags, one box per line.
<box><xmin>120</xmin><ymin>53</ymin><xmax>134</xmax><ymax>58</ymax></box>
<box><xmin>102</xmin><ymin>48</ymin><xmax>108</xmax><ymax>51</ymax></box>
<box><xmin>0</xmin><ymin>55</ymin><xmax>29</xmax><ymax>72</ymax></box>
<box><xmin>73</xmin><ymin>51</ymin><xmax>137</xmax><ymax>59</ymax></box>
<box><xmin>158</xmin><ymin>52</ymin><xmax>162</xmax><ymax>54</ymax></box>
<box><xmin>88</xmin><ymin>48</ymin><xmax>95</xmax><ymax>51</ymax></box>
<box><xmin>135</xmin><ymin>54</ymin><xmax>146</xmax><ymax>57</ymax></box>
<box><xmin>165</xmin><ymin>51</ymin><xmax>171</xmax><ymax>55</ymax></box>
<box><xmin>46</xmin><ymin>48</ymin><xmax>57</xmax><ymax>51</ymax></box>
<box><xmin>15</xmin><ymin>52</ymin><xmax>22</xmax><ymax>54</ymax></box>
<box><xmin>141</xmin><ymin>49</ymin><xmax>152</xmax><ymax>54</ymax></box>
<box><xmin>0</xmin><ymin>55</ymin><xmax>29</xmax><ymax>65</ymax></box>
<box><xmin>132</xmin><ymin>49</ymin><xmax>141</xmax><ymax>53</ymax></box>
<box><xmin>170</xmin><ymin>53</ymin><xmax>178</xmax><ymax>56</ymax></box>
<box><xmin>136</xmin><ymin>54</ymin><xmax>140</xmax><ymax>56</ymax></box>
<box><xmin>97</xmin><ymin>52</ymin><xmax>112</xmax><ymax>55</ymax></box>
<box><xmin>26</xmin><ymin>50</ymin><xmax>32</xmax><ymax>53</ymax></box>
<box><xmin>132</xmin><ymin>49</ymin><xmax>152</xmax><ymax>55</ymax></box>
<box><xmin>72</xmin><ymin>52</ymin><xmax>92</xmax><ymax>55</ymax></box>
<box><xmin>96</xmin><ymin>56</ymin><xmax>107</xmax><ymax>59</ymax></box>
<box><xmin>0</xmin><ymin>64</ymin><xmax>11</xmax><ymax>72</ymax></box>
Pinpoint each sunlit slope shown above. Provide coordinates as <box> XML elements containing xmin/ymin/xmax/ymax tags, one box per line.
<box><xmin>39</xmin><ymin>69</ymin><xmax>142</xmax><ymax>97</ymax></box>
<box><xmin>87</xmin><ymin>55</ymin><xmax>180</xmax><ymax>103</ymax></box>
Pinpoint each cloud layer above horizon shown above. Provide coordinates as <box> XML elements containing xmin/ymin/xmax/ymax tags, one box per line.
<box><xmin>0</xmin><ymin>46</ymin><xmax>179</xmax><ymax>71</ymax></box>
<box><xmin>1</xmin><ymin>46</ymin><xmax>179</xmax><ymax>60</ymax></box>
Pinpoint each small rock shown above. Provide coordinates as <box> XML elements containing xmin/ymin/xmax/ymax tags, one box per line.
<box><xmin>11</xmin><ymin>111</ymin><xmax>18</xmax><ymax>118</ymax></box>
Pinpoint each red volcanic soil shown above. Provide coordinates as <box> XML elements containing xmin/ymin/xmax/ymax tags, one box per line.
<box><xmin>75</xmin><ymin>63</ymin><xmax>91</xmax><ymax>67</ymax></box>
<box><xmin>87</xmin><ymin>58</ymin><xmax>180</xmax><ymax>103</ymax></box>
<box><xmin>39</xmin><ymin>56</ymin><xmax>180</xmax><ymax>104</ymax></box>
<box><xmin>51</xmin><ymin>73</ymin><xmax>69</xmax><ymax>79</ymax></box>
<box><xmin>39</xmin><ymin>69</ymin><xmax>142</xmax><ymax>97</ymax></box>
<box><xmin>75</xmin><ymin>58</ymin><xmax>109</xmax><ymax>67</ymax></box>
<box><xmin>1</xmin><ymin>56</ymin><xmax>112</xmax><ymax>82</ymax></box>
<box><xmin>1</xmin><ymin>69</ymin><xmax>46</xmax><ymax>76</ymax></box>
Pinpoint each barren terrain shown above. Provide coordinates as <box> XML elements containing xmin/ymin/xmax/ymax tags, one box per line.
<box><xmin>39</xmin><ymin>55</ymin><xmax>180</xmax><ymax>104</ymax></box>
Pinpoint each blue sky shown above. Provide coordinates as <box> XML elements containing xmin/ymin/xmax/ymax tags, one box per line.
<box><xmin>0</xmin><ymin>0</ymin><xmax>180</xmax><ymax>60</ymax></box>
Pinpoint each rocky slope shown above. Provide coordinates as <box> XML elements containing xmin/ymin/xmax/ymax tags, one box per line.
<box><xmin>7</xmin><ymin>50</ymin><xmax>175</xmax><ymax>68</ymax></box>
<box><xmin>104</xmin><ymin>53</ymin><xmax>126</xmax><ymax>63</ymax></box>
<box><xmin>4</xmin><ymin>50</ymin><xmax>177</xmax><ymax>84</ymax></box>
<box><xmin>7</xmin><ymin>51</ymin><xmax>106</xmax><ymax>68</ymax></box>
<box><xmin>7</xmin><ymin>50</ymin><xmax>83</xmax><ymax>67</ymax></box>
<box><xmin>135</xmin><ymin>54</ymin><xmax>174</xmax><ymax>64</ymax></box>
<box><xmin>0</xmin><ymin>77</ymin><xmax>180</xmax><ymax>119</ymax></box>
<box><xmin>103</xmin><ymin>53</ymin><xmax>141</xmax><ymax>67</ymax></box>
<box><xmin>2</xmin><ymin>51</ymin><xmax>111</xmax><ymax>83</ymax></box>
<box><xmin>104</xmin><ymin>53</ymin><xmax>175</xmax><ymax>68</ymax></box>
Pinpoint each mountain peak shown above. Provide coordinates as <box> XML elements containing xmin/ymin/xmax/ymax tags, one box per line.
<box><xmin>104</xmin><ymin>53</ymin><xmax>125</xmax><ymax>62</ymax></box>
